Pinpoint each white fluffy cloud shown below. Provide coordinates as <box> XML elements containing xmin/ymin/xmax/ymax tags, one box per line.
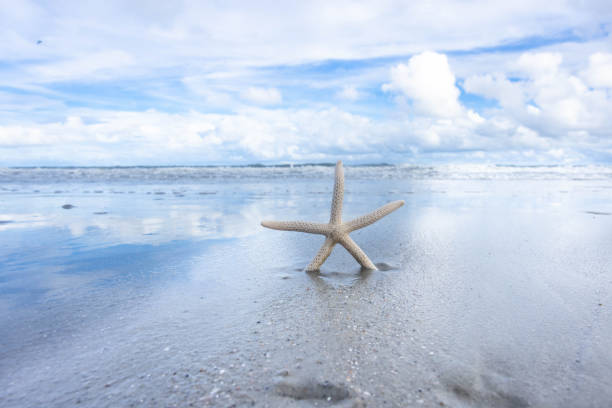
<box><xmin>582</xmin><ymin>52</ymin><xmax>612</xmax><ymax>88</ymax></box>
<box><xmin>377</xmin><ymin>50</ymin><xmax>612</xmax><ymax>161</ymax></box>
<box><xmin>465</xmin><ymin>51</ymin><xmax>612</xmax><ymax>132</ymax></box>
<box><xmin>461</xmin><ymin>51</ymin><xmax>612</xmax><ymax>160</ymax></box>
<box><xmin>382</xmin><ymin>52</ymin><xmax>463</xmax><ymax>118</ymax></box>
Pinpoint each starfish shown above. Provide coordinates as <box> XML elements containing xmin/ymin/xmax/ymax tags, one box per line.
<box><xmin>261</xmin><ymin>161</ymin><xmax>404</xmax><ymax>271</ymax></box>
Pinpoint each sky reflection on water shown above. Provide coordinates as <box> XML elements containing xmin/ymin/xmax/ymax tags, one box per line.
<box><xmin>2</xmin><ymin>172</ymin><xmax>611</xmax><ymax>313</ymax></box>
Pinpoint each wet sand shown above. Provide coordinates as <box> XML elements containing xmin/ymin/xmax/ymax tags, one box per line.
<box><xmin>1</xmin><ymin>167</ymin><xmax>612</xmax><ymax>407</ymax></box>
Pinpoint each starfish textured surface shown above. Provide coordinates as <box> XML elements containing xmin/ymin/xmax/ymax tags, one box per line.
<box><xmin>261</xmin><ymin>161</ymin><xmax>404</xmax><ymax>271</ymax></box>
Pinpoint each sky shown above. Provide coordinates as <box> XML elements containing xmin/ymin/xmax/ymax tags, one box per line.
<box><xmin>1</xmin><ymin>0</ymin><xmax>612</xmax><ymax>166</ymax></box>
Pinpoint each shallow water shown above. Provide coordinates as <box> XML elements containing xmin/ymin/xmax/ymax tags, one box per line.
<box><xmin>1</xmin><ymin>165</ymin><xmax>612</xmax><ymax>407</ymax></box>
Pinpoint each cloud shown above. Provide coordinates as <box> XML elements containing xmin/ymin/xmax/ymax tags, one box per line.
<box><xmin>240</xmin><ymin>87</ymin><xmax>282</xmax><ymax>105</ymax></box>
<box><xmin>582</xmin><ymin>52</ymin><xmax>612</xmax><ymax>88</ymax></box>
<box><xmin>181</xmin><ymin>76</ymin><xmax>236</xmax><ymax>108</ymax></box>
<box><xmin>4</xmin><ymin>48</ymin><xmax>612</xmax><ymax>165</ymax></box>
<box><xmin>336</xmin><ymin>85</ymin><xmax>359</xmax><ymax>101</ymax></box>
<box><xmin>3</xmin><ymin>1</ymin><xmax>611</xmax><ymax>83</ymax></box>
<box><xmin>376</xmin><ymin>49</ymin><xmax>612</xmax><ymax>162</ymax></box>
<box><xmin>28</xmin><ymin>50</ymin><xmax>135</xmax><ymax>82</ymax></box>
<box><xmin>516</xmin><ymin>52</ymin><xmax>563</xmax><ymax>78</ymax></box>
<box><xmin>462</xmin><ymin>51</ymin><xmax>612</xmax><ymax>160</ymax></box>
<box><xmin>382</xmin><ymin>52</ymin><xmax>463</xmax><ymax>117</ymax></box>
<box><xmin>463</xmin><ymin>73</ymin><xmax>524</xmax><ymax>111</ymax></box>
<box><xmin>0</xmin><ymin>107</ymin><xmax>388</xmax><ymax>164</ymax></box>
<box><xmin>1</xmin><ymin>2</ymin><xmax>612</xmax><ymax>164</ymax></box>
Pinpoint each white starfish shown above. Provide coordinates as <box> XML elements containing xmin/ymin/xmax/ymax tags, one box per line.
<box><xmin>261</xmin><ymin>161</ymin><xmax>404</xmax><ymax>271</ymax></box>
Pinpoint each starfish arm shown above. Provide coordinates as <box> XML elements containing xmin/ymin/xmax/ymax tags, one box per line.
<box><xmin>261</xmin><ymin>220</ymin><xmax>330</xmax><ymax>235</ymax></box>
<box><xmin>345</xmin><ymin>200</ymin><xmax>405</xmax><ymax>232</ymax></box>
<box><xmin>339</xmin><ymin>235</ymin><xmax>377</xmax><ymax>270</ymax></box>
<box><xmin>305</xmin><ymin>237</ymin><xmax>336</xmax><ymax>271</ymax></box>
<box><xmin>329</xmin><ymin>160</ymin><xmax>344</xmax><ymax>224</ymax></box>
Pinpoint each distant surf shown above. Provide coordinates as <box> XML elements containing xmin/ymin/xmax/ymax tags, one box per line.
<box><xmin>2</xmin><ymin>164</ymin><xmax>612</xmax><ymax>184</ymax></box>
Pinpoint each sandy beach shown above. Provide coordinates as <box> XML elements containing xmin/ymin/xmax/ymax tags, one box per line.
<box><xmin>1</xmin><ymin>165</ymin><xmax>611</xmax><ymax>407</ymax></box>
